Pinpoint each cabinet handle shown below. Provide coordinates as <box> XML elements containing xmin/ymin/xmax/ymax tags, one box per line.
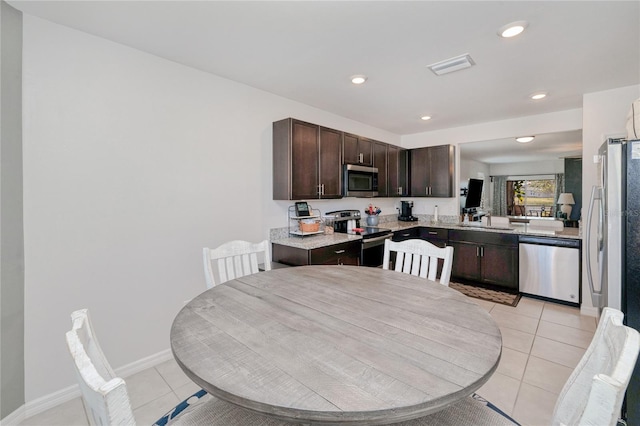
<box><xmin>398</xmin><ymin>186</ymin><xmax>402</xmax><ymax>194</ymax></box>
<box><xmin>321</xmin><ymin>184</ymin><xmax>325</xmax><ymax>195</ymax></box>
<box><xmin>428</xmin><ymin>231</ymin><xmax>437</xmax><ymax>235</ymax></box>
<box><xmin>359</xmin><ymin>153</ymin><xmax>364</xmax><ymax>163</ymax></box>
<box><xmin>401</xmin><ymin>233</ymin><xmax>410</xmax><ymax>237</ymax></box>
<box><xmin>476</xmin><ymin>246</ymin><xmax>480</xmax><ymax>257</ymax></box>
<box><xmin>317</xmin><ymin>184</ymin><xmax>322</xmax><ymax>195</ymax></box>
<box><xmin>426</xmin><ymin>186</ymin><xmax>429</xmax><ymax>195</ymax></box>
<box><xmin>334</xmin><ymin>250</ymin><xmax>346</xmax><ymax>254</ymax></box>
<box><xmin>480</xmin><ymin>246</ymin><xmax>484</xmax><ymax>257</ymax></box>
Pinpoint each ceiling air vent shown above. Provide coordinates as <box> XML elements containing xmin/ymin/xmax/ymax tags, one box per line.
<box><xmin>427</xmin><ymin>54</ymin><xmax>475</xmax><ymax>76</ymax></box>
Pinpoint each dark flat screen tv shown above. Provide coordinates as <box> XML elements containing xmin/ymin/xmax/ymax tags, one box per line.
<box><xmin>464</xmin><ymin>178</ymin><xmax>484</xmax><ymax>209</ymax></box>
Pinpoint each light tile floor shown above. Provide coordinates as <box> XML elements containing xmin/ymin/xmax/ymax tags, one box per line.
<box><xmin>20</xmin><ymin>296</ymin><xmax>596</xmax><ymax>426</ymax></box>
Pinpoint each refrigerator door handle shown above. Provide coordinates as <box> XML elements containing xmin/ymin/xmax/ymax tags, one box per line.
<box><xmin>586</xmin><ymin>185</ymin><xmax>604</xmax><ymax>307</ymax></box>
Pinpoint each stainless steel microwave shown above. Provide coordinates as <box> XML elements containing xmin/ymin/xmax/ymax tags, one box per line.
<box><xmin>343</xmin><ymin>164</ymin><xmax>378</xmax><ymax>197</ymax></box>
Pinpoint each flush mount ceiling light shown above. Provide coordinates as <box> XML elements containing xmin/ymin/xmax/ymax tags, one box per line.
<box><xmin>420</xmin><ymin>115</ymin><xmax>432</xmax><ymax>121</ymax></box>
<box><xmin>516</xmin><ymin>136</ymin><xmax>535</xmax><ymax>143</ymax></box>
<box><xmin>498</xmin><ymin>21</ymin><xmax>528</xmax><ymax>38</ymax></box>
<box><xmin>350</xmin><ymin>75</ymin><xmax>368</xmax><ymax>85</ymax></box>
<box><xmin>427</xmin><ymin>54</ymin><xmax>475</xmax><ymax>76</ymax></box>
<box><xmin>530</xmin><ymin>92</ymin><xmax>547</xmax><ymax>100</ymax></box>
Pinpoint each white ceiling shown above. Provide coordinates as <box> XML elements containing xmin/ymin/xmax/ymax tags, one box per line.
<box><xmin>459</xmin><ymin>129</ymin><xmax>583</xmax><ymax>164</ymax></box>
<box><xmin>9</xmin><ymin>1</ymin><xmax>640</xmax><ymax>139</ymax></box>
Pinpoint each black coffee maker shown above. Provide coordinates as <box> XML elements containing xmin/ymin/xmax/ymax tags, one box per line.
<box><xmin>398</xmin><ymin>201</ymin><xmax>418</xmax><ymax>222</ymax></box>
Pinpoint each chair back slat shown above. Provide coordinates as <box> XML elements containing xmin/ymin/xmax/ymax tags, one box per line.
<box><xmin>204</xmin><ymin>240</ymin><xmax>271</xmax><ymax>289</ymax></box>
<box><xmin>427</xmin><ymin>256</ymin><xmax>439</xmax><ymax>281</ymax></box>
<box><xmin>383</xmin><ymin>239</ymin><xmax>454</xmax><ymax>286</ymax></box>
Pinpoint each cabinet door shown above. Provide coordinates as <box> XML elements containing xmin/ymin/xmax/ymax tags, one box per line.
<box><xmin>359</xmin><ymin>138</ymin><xmax>373</xmax><ymax>166</ymax></box>
<box><xmin>373</xmin><ymin>141</ymin><xmax>388</xmax><ymax>197</ymax></box>
<box><xmin>383</xmin><ymin>144</ymin><xmax>409</xmax><ymax>197</ymax></box>
<box><xmin>410</xmin><ymin>147</ymin><xmax>430</xmax><ymax>196</ymax></box>
<box><xmin>343</xmin><ymin>133</ymin><xmax>373</xmax><ymax>165</ymax></box>
<box><xmin>481</xmin><ymin>244</ymin><xmax>518</xmax><ymax>289</ymax></box>
<box><xmin>343</xmin><ymin>133</ymin><xmax>359</xmax><ymax>164</ymax></box>
<box><xmin>398</xmin><ymin>149</ymin><xmax>409</xmax><ymax>196</ymax></box>
<box><xmin>388</xmin><ymin>146</ymin><xmax>400</xmax><ymax>196</ymax></box>
<box><xmin>291</xmin><ymin>120</ymin><xmax>320</xmax><ymax>200</ymax></box>
<box><xmin>449</xmin><ymin>241</ymin><xmax>481</xmax><ymax>281</ymax></box>
<box><xmin>428</xmin><ymin>145</ymin><xmax>455</xmax><ymax>197</ymax></box>
<box><xmin>319</xmin><ymin>127</ymin><xmax>342</xmax><ymax>198</ymax></box>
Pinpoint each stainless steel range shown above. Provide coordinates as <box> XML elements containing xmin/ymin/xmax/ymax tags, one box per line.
<box><xmin>325</xmin><ymin>210</ymin><xmax>393</xmax><ymax>267</ymax></box>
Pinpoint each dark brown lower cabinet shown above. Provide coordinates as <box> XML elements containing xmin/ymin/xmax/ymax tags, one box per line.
<box><xmin>448</xmin><ymin>230</ymin><xmax>518</xmax><ymax>290</ymax></box>
<box><xmin>272</xmin><ymin>241</ymin><xmax>360</xmax><ymax>266</ymax></box>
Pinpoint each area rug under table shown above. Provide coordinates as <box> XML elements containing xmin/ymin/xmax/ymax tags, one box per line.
<box><xmin>449</xmin><ymin>281</ymin><xmax>522</xmax><ymax>307</ymax></box>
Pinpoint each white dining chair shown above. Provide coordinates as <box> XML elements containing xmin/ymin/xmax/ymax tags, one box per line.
<box><xmin>550</xmin><ymin>307</ymin><xmax>640</xmax><ymax>425</ymax></box>
<box><xmin>382</xmin><ymin>239</ymin><xmax>454</xmax><ymax>286</ymax></box>
<box><xmin>203</xmin><ymin>239</ymin><xmax>271</xmax><ymax>289</ymax></box>
<box><xmin>65</xmin><ymin>309</ymin><xmax>289</xmax><ymax>426</ymax></box>
<box><xmin>399</xmin><ymin>306</ymin><xmax>640</xmax><ymax>426</ymax></box>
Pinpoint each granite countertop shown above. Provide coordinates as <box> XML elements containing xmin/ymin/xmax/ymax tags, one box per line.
<box><xmin>271</xmin><ymin>232</ymin><xmax>362</xmax><ymax>250</ymax></box>
<box><xmin>271</xmin><ymin>218</ymin><xmax>581</xmax><ymax>250</ymax></box>
<box><xmin>385</xmin><ymin>220</ymin><xmax>581</xmax><ymax>240</ymax></box>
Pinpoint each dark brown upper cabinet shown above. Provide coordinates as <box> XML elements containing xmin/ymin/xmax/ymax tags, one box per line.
<box><xmin>343</xmin><ymin>133</ymin><xmax>373</xmax><ymax>166</ymax></box>
<box><xmin>409</xmin><ymin>145</ymin><xmax>455</xmax><ymax>197</ymax></box>
<box><xmin>372</xmin><ymin>141</ymin><xmax>388</xmax><ymax>197</ymax></box>
<box><xmin>273</xmin><ymin>118</ymin><xmax>342</xmax><ymax>200</ymax></box>
<box><xmin>388</xmin><ymin>146</ymin><xmax>409</xmax><ymax>197</ymax></box>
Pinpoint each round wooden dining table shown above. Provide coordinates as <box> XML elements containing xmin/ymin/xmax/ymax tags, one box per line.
<box><xmin>170</xmin><ymin>265</ymin><xmax>502</xmax><ymax>425</ymax></box>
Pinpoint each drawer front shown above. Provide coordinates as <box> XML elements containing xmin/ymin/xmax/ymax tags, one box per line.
<box><xmin>449</xmin><ymin>229</ymin><xmax>518</xmax><ymax>246</ymax></box>
<box><xmin>310</xmin><ymin>241</ymin><xmax>360</xmax><ymax>265</ymax></box>
<box><xmin>393</xmin><ymin>227</ymin><xmax>421</xmax><ymax>242</ymax></box>
<box><xmin>420</xmin><ymin>227</ymin><xmax>448</xmax><ymax>242</ymax></box>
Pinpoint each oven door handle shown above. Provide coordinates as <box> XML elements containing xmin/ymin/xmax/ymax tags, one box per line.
<box><xmin>362</xmin><ymin>233</ymin><xmax>393</xmax><ymax>248</ymax></box>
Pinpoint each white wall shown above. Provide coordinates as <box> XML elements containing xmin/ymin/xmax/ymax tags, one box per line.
<box><xmin>20</xmin><ymin>12</ymin><xmax>640</xmax><ymax>408</ymax></box>
<box><xmin>0</xmin><ymin>0</ymin><xmax>25</xmax><ymax>419</ymax></box>
<box><xmin>581</xmin><ymin>84</ymin><xmax>640</xmax><ymax>314</ymax></box>
<box><xmin>489</xmin><ymin>160</ymin><xmax>564</xmax><ymax>177</ymax></box>
<box><xmin>400</xmin><ymin>110</ymin><xmax>583</xmax><ymax>217</ymax></box>
<box><xmin>21</xmin><ymin>16</ymin><xmax>402</xmax><ymax>402</ymax></box>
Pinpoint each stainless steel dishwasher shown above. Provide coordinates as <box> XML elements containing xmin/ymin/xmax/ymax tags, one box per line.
<box><xmin>519</xmin><ymin>236</ymin><xmax>581</xmax><ymax>304</ymax></box>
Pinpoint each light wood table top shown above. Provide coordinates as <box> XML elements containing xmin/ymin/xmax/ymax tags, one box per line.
<box><xmin>171</xmin><ymin>266</ymin><xmax>502</xmax><ymax>425</ymax></box>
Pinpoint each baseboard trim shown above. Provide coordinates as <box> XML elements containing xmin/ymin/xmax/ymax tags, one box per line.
<box><xmin>115</xmin><ymin>348</ymin><xmax>173</xmax><ymax>379</ymax></box>
<box><xmin>0</xmin><ymin>405</ymin><xmax>25</xmax><ymax>426</ymax></box>
<box><xmin>20</xmin><ymin>348</ymin><xmax>173</xmax><ymax>420</ymax></box>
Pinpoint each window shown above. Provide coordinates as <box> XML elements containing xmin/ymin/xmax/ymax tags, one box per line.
<box><xmin>508</xmin><ymin>178</ymin><xmax>556</xmax><ymax>217</ymax></box>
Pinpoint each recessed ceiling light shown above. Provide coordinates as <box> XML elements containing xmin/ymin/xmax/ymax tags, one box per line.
<box><xmin>530</xmin><ymin>92</ymin><xmax>547</xmax><ymax>100</ymax></box>
<box><xmin>350</xmin><ymin>75</ymin><xmax>367</xmax><ymax>85</ymax></box>
<box><xmin>498</xmin><ymin>21</ymin><xmax>528</xmax><ymax>38</ymax></box>
<box><xmin>420</xmin><ymin>115</ymin><xmax>432</xmax><ymax>121</ymax></box>
<box><xmin>516</xmin><ymin>136</ymin><xmax>535</xmax><ymax>143</ymax></box>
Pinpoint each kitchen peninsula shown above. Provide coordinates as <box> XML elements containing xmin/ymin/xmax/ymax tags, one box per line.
<box><xmin>271</xmin><ymin>218</ymin><xmax>581</xmax><ymax>305</ymax></box>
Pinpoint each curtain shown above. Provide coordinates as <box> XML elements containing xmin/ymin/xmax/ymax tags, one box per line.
<box><xmin>492</xmin><ymin>176</ymin><xmax>508</xmax><ymax>216</ymax></box>
<box><xmin>554</xmin><ymin>173</ymin><xmax>564</xmax><ymax>217</ymax></box>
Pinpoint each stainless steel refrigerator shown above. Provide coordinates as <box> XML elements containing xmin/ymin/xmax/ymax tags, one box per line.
<box><xmin>586</xmin><ymin>138</ymin><xmax>640</xmax><ymax>423</ymax></box>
